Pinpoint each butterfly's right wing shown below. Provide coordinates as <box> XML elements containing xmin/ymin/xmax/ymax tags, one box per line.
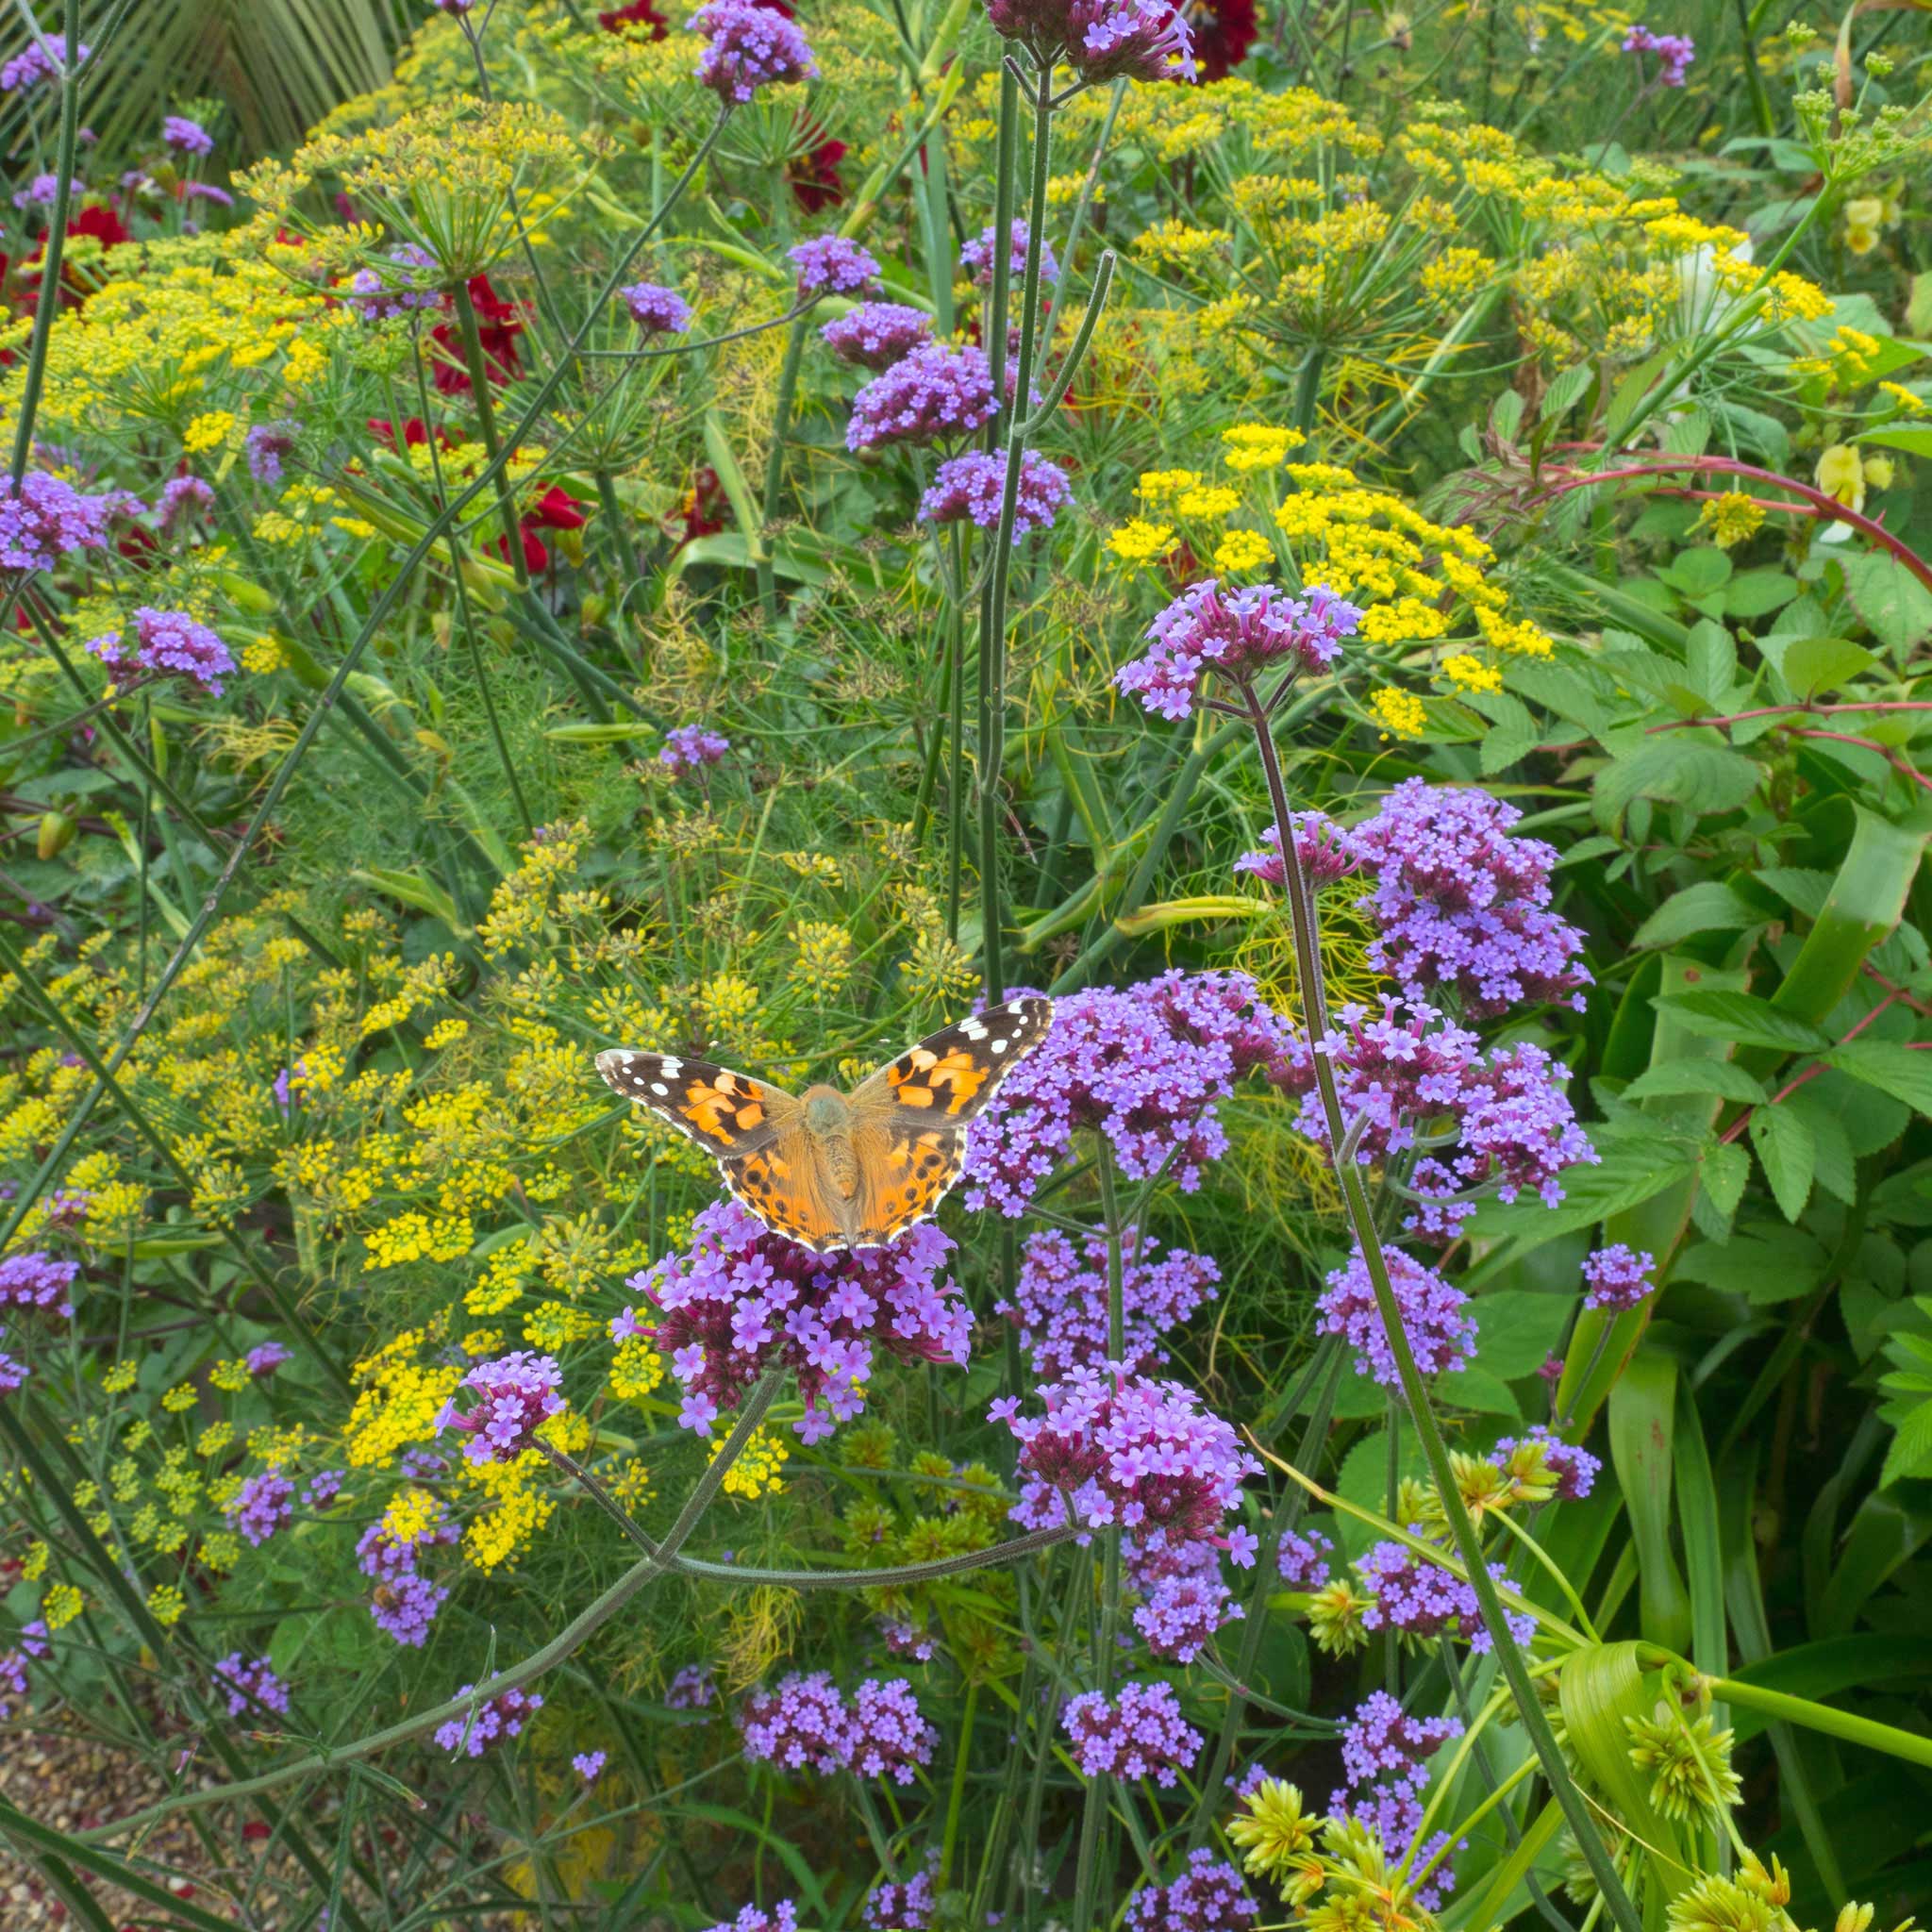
<box><xmin>595</xmin><ymin>1050</ymin><xmax>848</xmax><ymax>1251</ymax></box>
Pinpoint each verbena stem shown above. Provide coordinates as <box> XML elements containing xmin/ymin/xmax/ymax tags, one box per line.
<box><xmin>1239</xmin><ymin>677</ymin><xmax>1645</xmax><ymax>1932</ymax></box>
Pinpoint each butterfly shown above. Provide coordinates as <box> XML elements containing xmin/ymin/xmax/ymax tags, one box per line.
<box><xmin>595</xmin><ymin>996</ymin><xmax>1055</xmax><ymax>1254</ymax></box>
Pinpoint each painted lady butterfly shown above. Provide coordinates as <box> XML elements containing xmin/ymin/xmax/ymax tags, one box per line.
<box><xmin>595</xmin><ymin>996</ymin><xmax>1055</xmax><ymax>1253</ymax></box>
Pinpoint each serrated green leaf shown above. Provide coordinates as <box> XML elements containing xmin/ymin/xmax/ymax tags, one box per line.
<box><xmin>1631</xmin><ymin>881</ymin><xmax>1766</xmax><ymax>949</ymax></box>
<box><xmin>1700</xmin><ymin>1138</ymin><xmax>1751</xmax><ymax>1220</ymax></box>
<box><xmin>1751</xmin><ymin>1103</ymin><xmax>1817</xmax><ymax>1221</ymax></box>
<box><xmin>1624</xmin><ymin>1058</ymin><xmax>1768</xmax><ymax>1105</ymax></box>
<box><xmin>1824</xmin><ymin>1040</ymin><xmax>1932</xmax><ymax>1116</ymax></box>
<box><xmin>1656</xmin><ymin>989</ymin><xmax>1830</xmax><ymax>1055</ymax></box>
<box><xmin>1595</xmin><ymin>740</ymin><xmax>1762</xmax><ymax>829</ymax></box>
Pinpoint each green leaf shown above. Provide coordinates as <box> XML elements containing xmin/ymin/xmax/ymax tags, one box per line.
<box><xmin>1839</xmin><ymin>550</ymin><xmax>1932</xmax><ymax>655</ymax></box>
<box><xmin>1724</xmin><ymin>568</ymin><xmax>1800</xmax><ymax>618</ymax></box>
<box><xmin>1700</xmin><ymin>1138</ymin><xmax>1751</xmax><ymax>1221</ymax></box>
<box><xmin>1624</xmin><ymin>1058</ymin><xmax>1768</xmax><ymax>1105</ymax></box>
<box><xmin>1780</xmin><ymin>633</ymin><xmax>1879</xmax><ymax>697</ymax></box>
<box><xmin>1724</xmin><ymin>1635</ymin><xmax>1932</xmax><ymax>1742</ymax></box>
<box><xmin>1879</xmin><ymin>1398</ymin><xmax>1932</xmax><ymax>1488</ymax></box>
<box><xmin>1674</xmin><ymin>1225</ymin><xmax>1828</xmax><ymax>1303</ymax></box>
<box><xmin>1469</xmin><ymin>1289</ymin><xmax>1575</xmax><ymax>1379</ymax></box>
<box><xmin>1753</xmin><ymin>866</ymin><xmax>1836</xmax><ymax>918</ymax></box>
<box><xmin>1631</xmin><ymin>881</ymin><xmax>1766</xmax><ymax>949</ymax></box>
<box><xmin>1824</xmin><ymin>1040</ymin><xmax>1932</xmax><ymax>1116</ymax></box>
<box><xmin>1655</xmin><ymin>988</ymin><xmax>1830</xmax><ymax>1055</ymax></box>
<box><xmin>1435</xmin><ymin>1364</ymin><xmax>1522</xmax><ymax>1417</ymax></box>
<box><xmin>1751</xmin><ymin>1103</ymin><xmax>1817</xmax><ymax>1221</ymax></box>
<box><xmin>1594</xmin><ymin>740</ymin><xmax>1762</xmax><ymax>828</ymax></box>
<box><xmin>1660</xmin><ymin>548</ymin><xmax>1732</xmax><ymax>597</ymax></box>
<box><xmin>1860</xmin><ymin>425</ymin><xmax>1932</xmax><ymax>458</ymax></box>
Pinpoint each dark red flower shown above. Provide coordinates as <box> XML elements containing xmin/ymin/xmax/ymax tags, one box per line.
<box><xmin>790</xmin><ymin>136</ymin><xmax>846</xmax><ymax>212</ymax></box>
<box><xmin>677</xmin><ymin>466</ymin><xmax>729</xmax><ymax>546</ymax></box>
<box><xmin>495</xmin><ymin>483</ymin><xmax>587</xmax><ymax>575</ymax></box>
<box><xmin>68</xmin><ymin>203</ymin><xmax>129</xmax><ymax>250</ymax></box>
<box><xmin>598</xmin><ymin>0</ymin><xmax>667</xmax><ymax>30</ymax></box>
<box><xmin>429</xmin><ymin>275</ymin><xmax>525</xmax><ymax>395</ymax></box>
<box><xmin>1186</xmin><ymin>0</ymin><xmax>1257</xmax><ymax>81</ymax></box>
<box><xmin>367</xmin><ymin>417</ymin><xmax>451</xmax><ymax>449</ymax></box>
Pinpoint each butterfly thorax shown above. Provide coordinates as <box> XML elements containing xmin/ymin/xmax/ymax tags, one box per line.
<box><xmin>800</xmin><ymin>1087</ymin><xmax>860</xmax><ymax>1196</ymax></box>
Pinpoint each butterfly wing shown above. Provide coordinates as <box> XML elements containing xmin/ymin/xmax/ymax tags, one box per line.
<box><xmin>842</xmin><ymin>996</ymin><xmax>1055</xmax><ymax>1246</ymax></box>
<box><xmin>596</xmin><ymin>1050</ymin><xmax>849</xmax><ymax>1251</ymax></box>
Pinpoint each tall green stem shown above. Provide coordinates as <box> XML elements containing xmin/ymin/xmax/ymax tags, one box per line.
<box><xmin>756</xmin><ymin>315</ymin><xmax>811</xmax><ymax>621</ymax></box>
<box><xmin>450</xmin><ymin>279</ymin><xmax>529</xmax><ymax>591</ymax></box>
<box><xmin>1240</xmin><ymin>679</ymin><xmax>1645</xmax><ymax>1932</ymax></box>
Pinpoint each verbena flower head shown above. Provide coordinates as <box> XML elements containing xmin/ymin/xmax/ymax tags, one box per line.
<box><xmin>574</xmin><ymin>1749</ymin><xmax>607</xmax><ymax>1781</ymax></box>
<box><xmin>1624</xmin><ymin>22</ymin><xmax>1694</xmax><ymax>84</ymax></box>
<box><xmin>0</xmin><ymin>1341</ymin><xmax>25</xmax><ymax>1397</ymax></box>
<box><xmin>624</xmin><ymin>1200</ymin><xmax>972</xmax><ymax>1442</ymax></box>
<box><xmin>2</xmin><ymin>38</ymin><xmax>90</xmax><ymax>92</ymax></box>
<box><xmin>1126</xmin><ymin>1849</ymin><xmax>1260</xmax><ymax>1932</ymax></box>
<box><xmin>1235</xmin><ymin>811</ymin><xmax>1361</xmax><ymax>888</ymax></box>
<box><xmin>1319</xmin><ymin>1245</ymin><xmax>1474</xmax><ymax>1388</ymax></box>
<box><xmin>667</xmin><ymin>1663</ymin><xmax>716</xmax><ymax>1708</ymax></box>
<box><xmin>1495</xmin><ymin>1424</ymin><xmax>1600</xmax><ymax>1503</ymax></box>
<box><xmin>244</xmin><ymin>423</ymin><xmax>296</xmax><ymax>486</ymax></box>
<box><xmin>660</xmin><ymin>724</ymin><xmax>730</xmax><ymax>774</ymax></box>
<box><xmin>962</xmin><ymin>970</ymin><xmax>1294</xmax><ymax>1216</ymax></box>
<box><xmin>847</xmin><ymin>343</ymin><xmax>998</xmax><ymax>452</ymax></box>
<box><xmin>738</xmin><ymin>1670</ymin><xmax>853</xmax><ymax>1774</ymax></box>
<box><xmin>865</xmin><ymin>1861</ymin><xmax>937</xmax><ymax>1930</ymax></box>
<box><xmin>1352</xmin><ymin>779</ymin><xmax>1590</xmax><ymax>1017</ymax></box>
<box><xmin>621</xmin><ymin>281</ymin><xmax>693</xmax><ymax>334</ymax></box>
<box><xmin>994</xmin><ymin>1363</ymin><xmax>1258</xmax><ymax>1552</ymax></box>
<box><xmin>984</xmin><ymin>0</ymin><xmax>1196</xmax><ymax>83</ymax></box>
<box><xmin>1132</xmin><ymin>1552</ymin><xmax>1242</xmax><ymax>1663</ymax></box>
<box><xmin>821</xmin><ymin>301</ymin><xmax>933</xmax><ymax>370</ymax></box>
<box><xmin>0</xmin><ymin>1251</ymin><xmax>78</xmax><ymax>1317</ymax></box>
<box><xmin>1000</xmin><ymin>1225</ymin><xmax>1218</xmax><ymax>1382</ymax></box>
<box><xmin>788</xmin><ymin>233</ymin><xmax>878</xmax><ymax>298</ymax></box>
<box><xmin>302</xmin><ymin>1469</ymin><xmax>344</xmax><ymax>1509</ymax></box>
<box><xmin>959</xmin><ymin>218</ymin><xmax>1060</xmax><ymax>289</ymax></box>
<box><xmin>1062</xmin><ymin>1681</ymin><xmax>1201</xmax><ymax>1785</ymax></box>
<box><xmin>1340</xmin><ymin>1690</ymin><xmax>1459</xmax><ymax>1788</ymax></box>
<box><xmin>689</xmin><ymin>0</ymin><xmax>818</xmax><ymax>102</ymax></box>
<box><xmin>162</xmin><ymin>115</ymin><xmax>214</xmax><ymax>157</ymax></box>
<box><xmin>919</xmin><ymin>450</ymin><xmax>1073</xmax><ymax>543</ymax></box>
<box><xmin>245</xmin><ymin>1341</ymin><xmax>291</xmax><ymax>1376</ymax></box>
<box><xmin>1583</xmin><ymin>1242</ymin><xmax>1655</xmax><ymax>1311</ymax></box>
<box><xmin>1280</xmin><ymin>1000</ymin><xmax>1480</xmax><ymax>1165</ymax></box>
<box><xmin>346</xmin><ymin>244</ymin><xmax>441</xmax><ymax>322</ymax></box>
<box><xmin>1276</xmin><ymin>1522</ymin><xmax>1334</xmax><ymax>1589</ymax></box>
<box><xmin>848</xmin><ymin>1676</ymin><xmax>938</xmax><ymax>1783</ymax></box>
<box><xmin>437</xmin><ymin>1352</ymin><xmax>563</xmax><ymax>1463</ymax></box>
<box><xmin>158</xmin><ymin>474</ymin><xmax>214</xmax><ymax>532</ymax></box>
<box><xmin>225</xmin><ymin>1470</ymin><xmax>295</xmax><ymax>1546</ymax></box>
<box><xmin>370</xmin><ymin>1570</ymin><xmax>448</xmax><ymax>1645</ymax></box>
<box><xmin>88</xmin><ymin>607</ymin><xmax>237</xmax><ymax>695</ymax></box>
<box><xmin>213</xmin><ymin>1654</ymin><xmax>291</xmax><ymax>1719</ymax></box>
<box><xmin>435</xmin><ymin>1684</ymin><xmax>543</xmax><ymax>1757</ymax></box>
<box><xmin>704</xmin><ymin>1906</ymin><xmax>799</xmax><ymax>1932</ymax></box>
<box><xmin>1116</xmin><ymin>579</ymin><xmax>1360</xmax><ymax>721</ymax></box>
<box><xmin>1357</xmin><ymin>1540</ymin><xmax>1534</xmax><ymax>1653</ymax></box>
<box><xmin>1</xmin><ymin>471</ymin><xmax>140</xmax><ymax>574</ymax></box>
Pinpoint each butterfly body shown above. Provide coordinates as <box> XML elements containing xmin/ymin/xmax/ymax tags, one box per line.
<box><xmin>596</xmin><ymin>996</ymin><xmax>1054</xmax><ymax>1254</ymax></box>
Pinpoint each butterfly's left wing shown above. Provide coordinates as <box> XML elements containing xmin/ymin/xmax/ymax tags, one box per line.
<box><xmin>595</xmin><ymin>1049</ymin><xmax>791</xmax><ymax>1159</ymax></box>
<box><xmin>842</xmin><ymin>996</ymin><xmax>1055</xmax><ymax>1246</ymax></box>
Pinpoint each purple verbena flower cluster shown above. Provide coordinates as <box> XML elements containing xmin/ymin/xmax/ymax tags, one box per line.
<box><xmin>821</xmin><ymin>302</ymin><xmax>934</xmax><ymax>370</ymax></box>
<box><xmin>435</xmin><ymin>1684</ymin><xmax>543</xmax><ymax>1757</ymax></box>
<box><xmin>88</xmin><ymin>608</ymin><xmax>237</xmax><ymax>695</ymax></box>
<box><xmin>738</xmin><ymin>1672</ymin><xmax>935</xmax><ymax>1782</ymax></box>
<box><xmin>303</xmin><ymin>1469</ymin><xmax>346</xmax><ymax>1509</ymax></box>
<box><xmin>1276</xmin><ymin>1522</ymin><xmax>1334</xmax><ymax>1589</ymax></box>
<box><xmin>1116</xmin><ymin>579</ymin><xmax>1360</xmax><ymax>721</ymax></box>
<box><xmin>848</xmin><ymin>1675</ymin><xmax>940</xmax><ymax>1783</ymax></box>
<box><xmin>659</xmin><ymin>724</ymin><xmax>730</xmax><ymax>774</ymax></box>
<box><xmin>1318</xmin><ymin>1245</ymin><xmax>1475</xmax><ymax>1388</ymax></box>
<box><xmin>246</xmin><ymin>1341</ymin><xmax>291</xmax><ymax>1376</ymax></box>
<box><xmin>0</xmin><ymin>1340</ymin><xmax>25</xmax><ymax>1397</ymax></box>
<box><xmin>1126</xmin><ymin>1850</ymin><xmax>1260</xmax><ymax>1932</ymax></box>
<box><xmin>574</xmin><ymin>1749</ymin><xmax>607</xmax><ymax>1781</ymax></box>
<box><xmin>704</xmin><ymin>1906</ymin><xmax>798</xmax><ymax>1932</ymax></box>
<box><xmin>1495</xmin><ymin>1424</ymin><xmax>1600</xmax><ymax>1503</ymax></box>
<box><xmin>620</xmin><ymin>1200</ymin><xmax>972</xmax><ymax>1441</ymax></box>
<box><xmin>962</xmin><ymin>970</ymin><xmax>1294</xmax><ymax>1216</ymax></box>
<box><xmin>1235</xmin><ymin>811</ymin><xmax>1362</xmax><ymax>888</ymax></box>
<box><xmin>667</xmin><ymin>1663</ymin><xmax>716</xmax><ymax>1708</ymax></box>
<box><xmin>162</xmin><ymin>115</ymin><xmax>214</xmax><ymax>156</ymax></box>
<box><xmin>846</xmin><ymin>343</ymin><xmax>998</xmax><ymax>452</ymax></box>
<box><xmin>1062</xmin><ymin>1681</ymin><xmax>1201</xmax><ymax>1785</ymax></box>
<box><xmin>999</xmin><ymin>1224</ymin><xmax>1219</xmax><ymax>1382</ymax></box>
<box><xmin>0</xmin><ymin>1252</ymin><xmax>78</xmax><ymax>1317</ymax></box>
<box><xmin>919</xmin><ymin>449</ymin><xmax>1074</xmax><ymax>543</ymax></box>
<box><xmin>1357</xmin><ymin>1540</ymin><xmax>1534</xmax><ymax>1654</ymax></box>
<box><xmin>1</xmin><ymin>471</ymin><xmax>139</xmax><ymax>574</ymax></box>
<box><xmin>788</xmin><ymin>234</ymin><xmax>879</xmax><ymax>298</ymax></box>
<box><xmin>1582</xmin><ymin>1242</ymin><xmax>1655</xmax><ymax>1311</ymax></box>
<box><xmin>993</xmin><ymin>1364</ymin><xmax>1258</xmax><ymax>1554</ymax></box>
<box><xmin>865</xmin><ymin>1859</ymin><xmax>937</xmax><ymax>1930</ymax></box>
<box><xmin>1328</xmin><ymin>1691</ymin><xmax>1466</xmax><ymax>1907</ymax></box>
<box><xmin>245</xmin><ymin>423</ymin><xmax>295</xmax><ymax>486</ymax></box>
<box><xmin>3</xmin><ymin>37</ymin><xmax>91</xmax><ymax>92</ymax></box>
<box><xmin>1624</xmin><ymin>22</ymin><xmax>1694</xmax><ymax>84</ymax></box>
<box><xmin>959</xmin><ymin>218</ymin><xmax>1060</xmax><ymax>289</ymax></box>
<box><xmin>346</xmin><ymin>244</ymin><xmax>441</xmax><ymax>323</ymax></box>
<box><xmin>158</xmin><ymin>474</ymin><xmax>213</xmax><ymax>532</ymax></box>
<box><xmin>1351</xmin><ymin>779</ymin><xmax>1591</xmax><ymax>1017</ymax></box>
<box><xmin>1130</xmin><ymin>1538</ymin><xmax>1242</xmax><ymax>1662</ymax></box>
<box><xmin>984</xmin><ymin>0</ymin><xmax>1196</xmax><ymax>83</ymax></box>
<box><xmin>622</xmin><ymin>281</ymin><xmax>694</xmax><ymax>335</ymax></box>
<box><xmin>213</xmin><ymin>1653</ymin><xmax>291</xmax><ymax>1719</ymax></box>
<box><xmin>437</xmin><ymin>1352</ymin><xmax>563</xmax><ymax>1464</ymax></box>
<box><xmin>1340</xmin><ymin>1690</ymin><xmax>1459</xmax><ymax>1786</ymax></box>
<box><xmin>356</xmin><ymin>1507</ymin><xmax>454</xmax><ymax>1646</ymax></box>
<box><xmin>690</xmin><ymin>0</ymin><xmax>818</xmax><ymax>101</ymax></box>
<box><xmin>225</xmin><ymin>1471</ymin><xmax>294</xmax><ymax>1546</ymax></box>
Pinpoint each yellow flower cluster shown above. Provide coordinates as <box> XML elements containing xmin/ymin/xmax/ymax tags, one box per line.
<box><xmin>714</xmin><ymin>1424</ymin><xmax>790</xmax><ymax>1500</ymax></box>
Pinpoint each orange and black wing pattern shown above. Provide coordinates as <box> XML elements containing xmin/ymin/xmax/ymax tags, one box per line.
<box><xmin>852</xmin><ymin>995</ymin><xmax>1056</xmax><ymax>1124</ymax></box>
<box><xmin>595</xmin><ymin>1050</ymin><xmax>790</xmax><ymax>1159</ymax></box>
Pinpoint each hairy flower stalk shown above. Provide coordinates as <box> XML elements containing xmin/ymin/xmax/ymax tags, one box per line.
<box><xmin>1238</xmin><ymin>673</ymin><xmax>1646</xmax><ymax>1932</ymax></box>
